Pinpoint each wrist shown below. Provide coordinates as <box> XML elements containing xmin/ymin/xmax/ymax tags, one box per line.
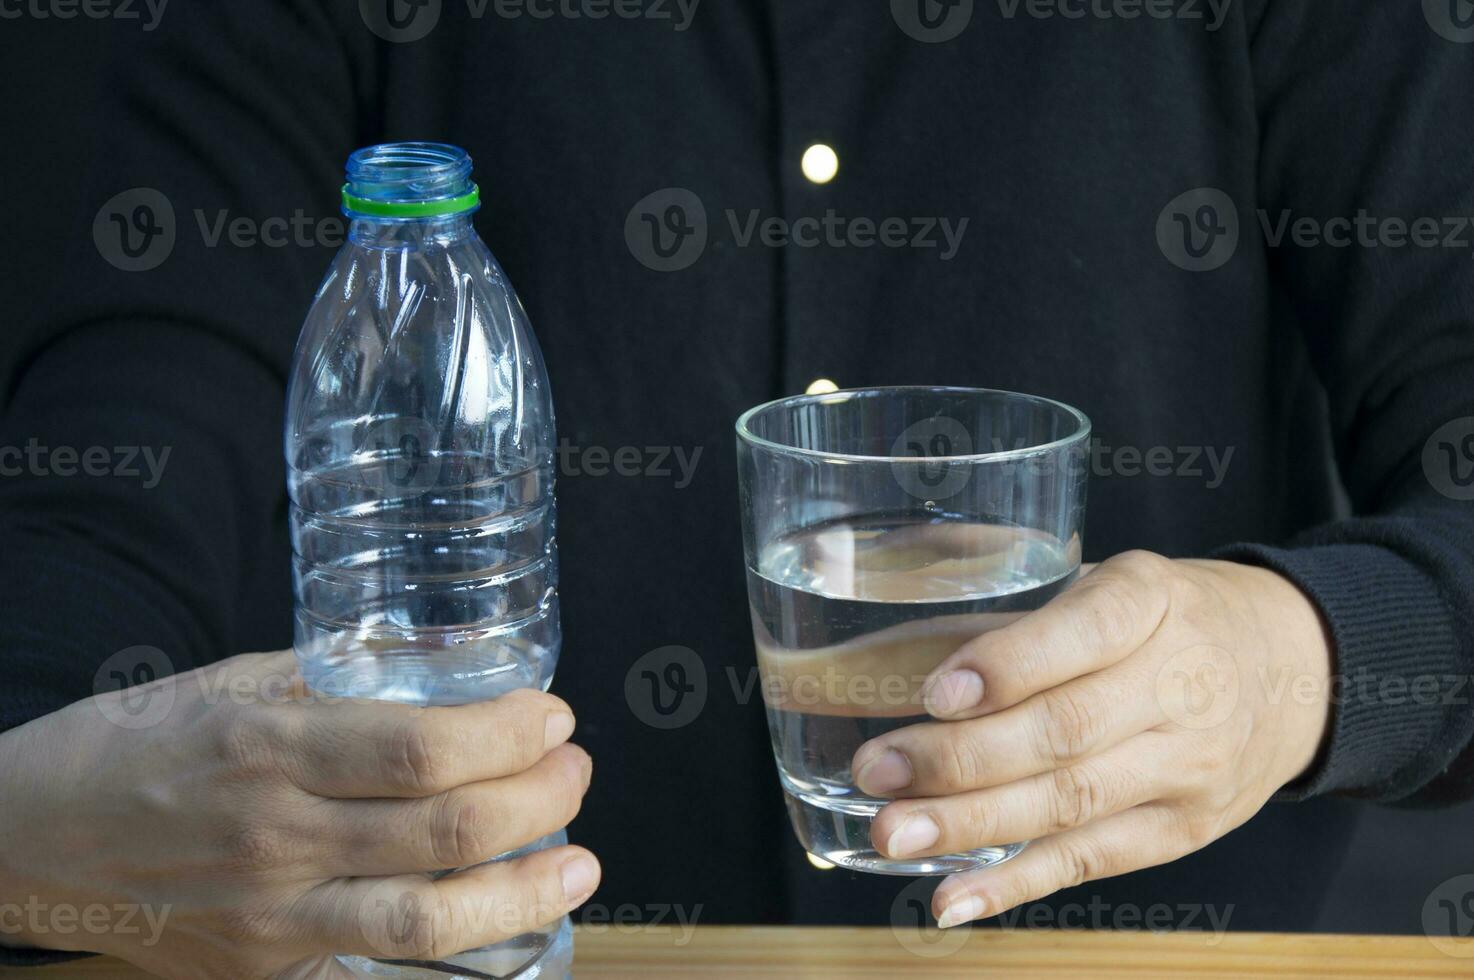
<box><xmin>1225</xmin><ymin>561</ymin><xmax>1335</xmax><ymax>783</ymax></box>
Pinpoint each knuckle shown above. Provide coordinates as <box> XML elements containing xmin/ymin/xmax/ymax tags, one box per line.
<box><xmin>1038</xmin><ymin>687</ymin><xmax>1105</xmax><ymax>764</ymax></box>
<box><xmin>213</xmin><ymin>711</ymin><xmax>278</xmax><ymax>774</ymax></box>
<box><xmin>460</xmin><ymin>865</ymin><xmax>562</xmax><ymax>947</ymax></box>
<box><xmin>364</xmin><ymin>880</ymin><xmax>453</xmax><ymax>961</ymax></box>
<box><xmin>1171</xmin><ymin>786</ymin><xmax>1232</xmax><ymax>839</ymax></box>
<box><xmin>1194</xmin><ymin>754</ymin><xmax>1229</xmax><ymax>783</ymax></box>
<box><xmin>997</xmin><ymin>872</ymin><xmax>1041</xmax><ymax>914</ymax></box>
<box><xmin>961</xmin><ymin>796</ymin><xmax>1002</xmax><ymax>845</ymax></box>
<box><xmin>479</xmin><ymin>699</ymin><xmax>541</xmax><ymax>771</ymax></box>
<box><xmin>1181</xmin><ymin>732</ymin><xmax>1234</xmax><ymax>781</ymax></box>
<box><xmin>404</xmin><ymin>888</ymin><xmax>455</xmax><ymax>961</ymax></box>
<box><xmin>431</xmin><ymin>792</ymin><xmax>501</xmax><ymax>869</ymax></box>
<box><xmin>426</xmin><ymin>893</ymin><xmax>464</xmax><ymax>961</ymax></box>
<box><xmin>1163</xmin><ymin>571</ymin><xmax>1221</xmax><ymax>623</ymax></box>
<box><xmin>507</xmin><ymin>698</ymin><xmax>560</xmax><ymax>764</ymax></box>
<box><xmin>452</xmin><ymin>803</ymin><xmax>498</xmax><ymax>867</ymax></box>
<box><xmin>1055</xmin><ymin>834</ymin><xmax>1114</xmax><ymax>889</ymax></box>
<box><xmin>1110</xmin><ymin>549</ymin><xmax>1170</xmax><ymax>581</ymax></box>
<box><xmin>383</xmin><ymin>718</ymin><xmax>448</xmax><ymax>795</ymax></box>
<box><xmin>1076</xmin><ymin>579</ymin><xmax>1146</xmax><ymax>649</ymax></box>
<box><xmin>1048</xmin><ymin>764</ymin><xmax>1107</xmax><ymax>832</ymax></box>
<box><xmin>984</xmin><ymin>636</ymin><xmax>1048</xmax><ymax>706</ymax></box>
<box><xmin>525</xmin><ymin>863</ymin><xmax>571</xmax><ymax>928</ymax></box>
<box><xmin>1179</xmin><ymin>809</ymin><xmax>1219</xmax><ymax>849</ymax></box>
<box><xmin>222</xmin><ymin>823</ymin><xmax>293</xmax><ymax>871</ymax></box>
<box><xmin>500</xmin><ymin>711</ymin><xmax>538</xmax><ymax>764</ymax></box>
<box><xmin>935</xmin><ymin>730</ymin><xmax>986</xmax><ymax>791</ymax></box>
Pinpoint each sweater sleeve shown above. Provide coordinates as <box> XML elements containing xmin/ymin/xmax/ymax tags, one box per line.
<box><xmin>1217</xmin><ymin>1</ymin><xmax>1474</xmax><ymax>804</ymax></box>
<box><xmin>0</xmin><ymin>1</ymin><xmax>370</xmax><ymax>732</ymax></box>
<box><xmin>0</xmin><ymin>3</ymin><xmax>370</xmax><ymax>964</ymax></box>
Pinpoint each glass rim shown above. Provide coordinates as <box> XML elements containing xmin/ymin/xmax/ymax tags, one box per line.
<box><xmin>734</xmin><ymin>385</ymin><xmax>1092</xmax><ymax>464</ymax></box>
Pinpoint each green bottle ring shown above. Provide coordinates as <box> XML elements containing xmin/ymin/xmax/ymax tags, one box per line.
<box><xmin>341</xmin><ymin>183</ymin><xmax>480</xmax><ymax>218</ymax></box>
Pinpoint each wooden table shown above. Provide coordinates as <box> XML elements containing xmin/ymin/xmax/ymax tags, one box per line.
<box><xmin>4</xmin><ymin>927</ymin><xmax>1470</xmax><ymax>978</ymax></box>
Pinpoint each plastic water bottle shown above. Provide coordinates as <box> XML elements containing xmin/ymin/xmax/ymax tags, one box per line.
<box><xmin>285</xmin><ymin>142</ymin><xmax>568</xmax><ymax>978</ymax></box>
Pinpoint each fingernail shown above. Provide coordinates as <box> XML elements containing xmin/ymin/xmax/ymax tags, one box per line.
<box><xmin>855</xmin><ymin>748</ymin><xmax>913</xmax><ymax>795</ymax></box>
<box><xmin>884</xmin><ymin>813</ymin><xmax>940</xmax><ymax>858</ymax></box>
<box><xmin>545</xmin><ymin>711</ymin><xmax>576</xmax><ymax>749</ymax></box>
<box><xmin>560</xmin><ymin>855</ymin><xmax>599</xmax><ymax>904</ymax></box>
<box><xmin>936</xmin><ymin>894</ymin><xmax>987</xmax><ymax>929</ymax></box>
<box><xmin>925</xmin><ymin>670</ymin><xmax>984</xmax><ymax>717</ymax></box>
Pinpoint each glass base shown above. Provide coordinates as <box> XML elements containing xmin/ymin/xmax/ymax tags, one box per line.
<box><xmin>784</xmin><ymin>788</ymin><xmax>1026</xmax><ymax>876</ymax></box>
<box><xmin>336</xmin><ymin>914</ymin><xmax>571</xmax><ymax>979</ymax></box>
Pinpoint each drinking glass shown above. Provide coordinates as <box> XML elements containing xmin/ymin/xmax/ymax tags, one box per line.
<box><xmin>737</xmin><ymin>386</ymin><xmax>1090</xmax><ymax>875</ymax></box>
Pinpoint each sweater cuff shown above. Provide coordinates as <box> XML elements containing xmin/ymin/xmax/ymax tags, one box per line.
<box><xmin>1211</xmin><ymin>542</ymin><xmax>1463</xmax><ymax>801</ymax></box>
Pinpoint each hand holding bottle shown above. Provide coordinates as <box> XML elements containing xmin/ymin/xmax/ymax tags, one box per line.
<box><xmin>0</xmin><ymin>651</ymin><xmax>599</xmax><ymax>979</ymax></box>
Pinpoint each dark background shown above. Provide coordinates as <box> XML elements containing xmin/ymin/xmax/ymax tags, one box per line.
<box><xmin>2</xmin><ymin>10</ymin><xmax>1470</xmax><ymax>938</ymax></box>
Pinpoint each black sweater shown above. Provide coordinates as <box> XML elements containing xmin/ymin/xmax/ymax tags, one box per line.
<box><xmin>2</xmin><ymin>0</ymin><xmax>1473</xmax><ymax>951</ymax></box>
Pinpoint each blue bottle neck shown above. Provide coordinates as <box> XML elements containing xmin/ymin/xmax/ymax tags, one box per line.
<box><xmin>342</xmin><ymin>143</ymin><xmax>480</xmax><ymax>247</ymax></box>
<box><xmin>348</xmin><ymin>213</ymin><xmax>478</xmax><ymax>248</ymax></box>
